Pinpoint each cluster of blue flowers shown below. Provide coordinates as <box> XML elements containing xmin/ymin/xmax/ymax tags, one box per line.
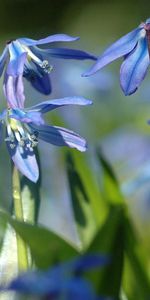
<box><xmin>1</xmin><ymin>19</ymin><xmax>150</xmax><ymax>182</ymax></box>
<box><xmin>0</xmin><ymin>33</ymin><xmax>96</xmax><ymax>182</ymax></box>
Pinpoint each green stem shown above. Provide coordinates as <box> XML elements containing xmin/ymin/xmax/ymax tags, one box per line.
<box><xmin>12</xmin><ymin>166</ymin><xmax>29</xmax><ymax>271</ymax></box>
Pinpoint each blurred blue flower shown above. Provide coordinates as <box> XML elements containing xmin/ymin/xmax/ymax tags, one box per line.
<box><xmin>59</xmin><ymin>64</ymin><xmax>115</xmax><ymax>95</ymax></box>
<box><xmin>1</xmin><ymin>34</ymin><xmax>96</xmax><ymax>107</ymax></box>
<box><xmin>83</xmin><ymin>18</ymin><xmax>150</xmax><ymax>96</ymax></box>
<box><xmin>1</xmin><ymin>254</ymin><xmax>109</xmax><ymax>300</ymax></box>
<box><xmin>0</xmin><ymin>96</ymin><xmax>92</xmax><ymax>182</ymax></box>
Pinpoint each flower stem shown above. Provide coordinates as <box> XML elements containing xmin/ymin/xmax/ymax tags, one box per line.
<box><xmin>12</xmin><ymin>166</ymin><xmax>29</xmax><ymax>271</ymax></box>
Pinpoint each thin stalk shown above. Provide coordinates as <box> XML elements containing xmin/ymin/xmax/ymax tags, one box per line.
<box><xmin>12</xmin><ymin>166</ymin><xmax>29</xmax><ymax>271</ymax></box>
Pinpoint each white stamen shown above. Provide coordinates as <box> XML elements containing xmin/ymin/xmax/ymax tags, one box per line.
<box><xmin>9</xmin><ymin>143</ymin><xmax>16</xmax><ymax>149</ymax></box>
<box><xmin>19</xmin><ymin>139</ymin><xmax>25</xmax><ymax>147</ymax></box>
<box><xmin>21</xmin><ymin>44</ymin><xmax>53</xmax><ymax>74</ymax></box>
<box><xmin>38</xmin><ymin>60</ymin><xmax>53</xmax><ymax>73</ymax></box>
<box><xmin>22</xmin><ymin>44</ymin><xmax>42</xmax><ymax>64</ymax></box>
<box><xmin>4</xmin><ymin>111</ymin><xmax>39</xmax><ymax>150</ymax></box>
<box><xmin>15</xmin><ymin>131</ymin><xmax>21</xmax><ymax>142</ymax></box>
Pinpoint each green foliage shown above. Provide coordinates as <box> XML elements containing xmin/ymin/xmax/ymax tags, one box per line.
<box><xmin>0</xmin><ymin>209</ymin><xmax>78</xmax><ymax>269</ymax></box>
<box><xmin>0</xmin><ymin>149</ymin><xmax>150</xmax><ymax>300</ymax></box>
<box><xmin>66</xmin><ymin>151</ymin><xmax>107</xmax><ymax>249</ymax></box>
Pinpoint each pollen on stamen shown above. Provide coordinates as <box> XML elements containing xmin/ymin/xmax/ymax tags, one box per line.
<box><xmin>19</xmin><ymin>139</ymin><xmax>25</xmax><ymax>147</ymax></box>
<box><xmin>40</xmin><ymin>60</ymin><xmax>53</xmax><ymax>73</ymax></box>
<box><xmin>9</xmin><ymin>143</ymin><xmax>16</xmax><ymax>149</ymax></box>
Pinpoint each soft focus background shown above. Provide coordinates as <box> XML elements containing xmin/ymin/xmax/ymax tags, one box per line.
<box><xmin>1</xmin><ymin>1</ymin><xmax>150</xmax><ymax>299</ymax></box>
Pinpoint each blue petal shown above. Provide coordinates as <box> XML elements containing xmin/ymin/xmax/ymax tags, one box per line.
<box><xmin>0</xmin><ymin>46</ymin><xmax>8</xmax><ymax>77</ymax></box>
<box><xmin>7</xmin><ymin>271</ymin><xmax>53</xmax><ymax>294</ymax></box>
<box><xmin>28</xmin><ymin>96</ymin><xmax>92</xmax><ymax>113</ymax></box>
<box><xmin>7</xmin><ymin>51</ymin><xmax>27</xmax><ymax>76</ymax></box>
<box><xmin>25</xmin><ymin>71</ymin><xmax>51</xmax><ymax>95</ymax></box>
<box><xmin>29</xmin><ymin>46</ymin><xmax>43</xmax><ymax>60</ymax></box>
<box><xmin>9</xmin><ymin>109</ymin><xmax>44</xmax><ymax>126</ymax></box>
<box><xmin>40</xmin><ymin>47</ymin><xmax>97</xmax><ymax>60</ymax></box>
<box><xmin>6</xmin><ymin>140</ymin><xmax>39</xmax><ymax>182</ymax></box>
<box><xmin>23</xmin><ymin>60</ymin><xmax>52</xmax><ymax>95</ymax></box>
<box><xmin>83</xmin><ymin>28</ymin><xmax>142</xmax><ymax>76</ymax></box>
<box><xmin>3</xmin><ymin>74</ymin><xmax>25</xmax><ymax>108</ymax></box>
<box><xmin>18</xmin><ymin>34</ymin><xmax>79</xmax><ymax>46</ymax></box>
<box><xmin>59</xmin><ymin>279</ymin><xmax>95</xmax><ymax>300</ymax></box>
<box><xmin>66</xmin><ymin>254</ymin><xmax>109</xmax><ymax>273</ymax></box>
<box><xmin>6</xmin><ymin>273</ymin><xmax>95</xmax><ymax>300</ymax></box>
<box><xmin>16</xmin><ymin>75</ymin><xmax>25</xmax><ymax>108</ymax></box>
<box><xmin>3</xmin><ymin>74</ymin><xmax>18</xmax><ymax>108</ymax></box>
<box><xmin>9</xmin><ymin>109</ymin><xmax>45</xmax><ymax>126</ymax></box>
<box><xmin>9</xmin><ymin>40</ymin><xmax>25</xmax><ymax>57</ymax></box>
<box><xmin>30</xmin><ymin>124</ymin><xmax>87</xmax><ymax>152</ymax></box>
<box><xmin>120</xmin><ymin>37</ymin><xmax>149</xmax><ymax>95</ymax></box>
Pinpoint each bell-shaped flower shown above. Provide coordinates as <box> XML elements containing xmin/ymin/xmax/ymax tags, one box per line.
<box><xmin>1</xmin><ymin>34</ymin><xmax>96</xmax><ymax>107</ymax></box>
<box><xmin>0</xmin><ymin>254</ymin><xmax>109</xmax><ymax>300</ymax></box>
<box><xmin>0</xmin><ymin>96</ymin><xmax>92</xmax><ymax>182</ymax></box>
<box><xmin>83</xmin><ymin>18</ymin><xmax>150</xmax><ymax>96</ymax></box>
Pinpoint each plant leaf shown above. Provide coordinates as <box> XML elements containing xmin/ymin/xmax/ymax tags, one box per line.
<box><xmin>0</xmin><ymin>209</ymin><xmax>78</xmax><ymax>269</ymax></box>
<box><xmin>96</xmin><ymin>148</ymin><xmax>123</xmax><ymax>205</ymax></box>
<box><xmin>86</xmin><ymin>205</ymin><xmax>124</xmax><ymax>299</ymax></box>
<box><xmin>65</xmin><ymin>151</ymin><xmax>108</xmax><ymax>250</ymax></box>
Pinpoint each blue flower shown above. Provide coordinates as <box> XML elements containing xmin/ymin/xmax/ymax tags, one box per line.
<box><xmin>1</xmin><ymin>34</ymin><xmax>96</xmax><ymax>107</ymax></box>
<box><xmin>0</xmin><ymin>96</ymin><xmax>92</xmax><ymax>182</ymax></box>
<box><xmin>1</xmin><ymin>254</ymin><xmax>109</xmax><ymax>300</ymax></box>
<box><xmin>83</xmin><ymin>18</ymin><xmax>150</xmax><ymax>96</ymax></box>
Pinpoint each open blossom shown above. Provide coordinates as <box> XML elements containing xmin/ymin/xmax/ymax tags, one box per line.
<box><xmin>0</xmin><ymin>254</ymin><xmax>109</xmax><ymax>299</ymax></box>
<box><xmin>83</xmin><ymin>18</ymin><xmax>150</xmax><ymax>96</ymax></box>
<box><xmin>0</xmin><ymin>96</ymin><xmax>92</xmax><ymax>182</ymax></box>
<box><xmin>1</xmin><ymin>34</ymin><xmax>96</xmax><ymax>108</ymax></box>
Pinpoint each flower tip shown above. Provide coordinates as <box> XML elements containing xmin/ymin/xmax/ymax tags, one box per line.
<box><xmin>123</xmin><ymin>91</ymin><xmax>129</xmax><ymax>96</ymax></box>
<box><xmin>79</xmin><ymin>145</ymin><xmax>87</xmax><ymax>152</ymax></box>
<box><xmin>73</xmin><ymin>139</ymin><xmax>88</xmax><ymax>152</ymax></box>
<box><xmin>86</xmin><ymin>99</ymin><xmax>93</xmax><ymax>105</ymax></box>
<box><xmin>67</xmin><ymin>35</ymin><xmax>80</xmax><ymax>42</ymax></box>
<box><xmin>82</xmin><ymin>67</ymin><xmax>96</xmax><ymax>77</ymax></box>
<box><xmin>73</xmin><ymin>36</ymin><xmax>80</xmax><ymax>41</ymax></box>
<box><xmin>81</xmin><ymin>71</ymin><xmax>90</xmax><ymax>77</ymax></box>
<box><xmin>31</xmin><ymin>175</ymin><xmax>39</xmax><ymax>183</ymax></box>
<box><xmin>123</xmin><ymin>88</ymin><xmax>137</xmax><ymax>96</ymax></box>
<box><xmin>80</xmin><ymin>141</ymin><xmax>88</xmax><ymax>152</ymax></box>
<box><xmin>28</xmin><ymin>171</ymin><xmax>39</xmax><ymax>183</ymax></box>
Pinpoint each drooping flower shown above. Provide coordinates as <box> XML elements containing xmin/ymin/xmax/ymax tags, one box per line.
<box><xmin>1</xmin><ymin>34</ymin><xmax>96</xmax><ymax>107</ymax></box>
<box><xmin>1</xmin><ymin>254</ymin><xmax>109</xmax><ymax>300</ymax></box>
<box><xmin>0</xmin><ymin>96</ymin><xmax>92</xmax><ymax>182</ymax></box>
<box><xmin>83</xmin><ymin>18</ymin><xmax>150</xmax><ymax>96</ymax></box>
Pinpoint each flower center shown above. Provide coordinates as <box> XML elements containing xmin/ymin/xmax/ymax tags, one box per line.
<box><xmin>4</xmin><ymin>111</ymin><xmax>39</xmax><ymax>150</ymax></box>
<box><xmin>22</xmin><ymin>44</ymin><xmax>53</xmax><ymax>74</ymax></box>
<box><xmin>39</xmin><ymin>60</ymin><xmax>53</xmax><ymax>73</ymax></box>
